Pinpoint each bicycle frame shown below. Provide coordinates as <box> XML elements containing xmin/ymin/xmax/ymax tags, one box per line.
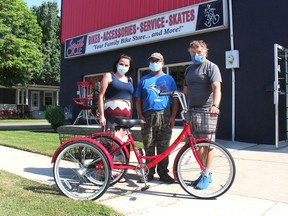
<box><xmin>107</xmin><ymin>118</ymin><xmax>209</xmax><ymax>175</ymax></box>
<box><xmin>52</xmin><ymin>90</ymin><xmax>235</xmax><ymax>200</ymax></box>
<box><xmin>95</xmin><ymin>91</ymin><xmax>212</xmax><ymax>178</ymax></box>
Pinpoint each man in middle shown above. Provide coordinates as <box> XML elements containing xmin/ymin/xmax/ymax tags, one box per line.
<box><xmin>135</xmin><ymin>52</ymin><xmax>178</xmax><ymax>184</ymax></box>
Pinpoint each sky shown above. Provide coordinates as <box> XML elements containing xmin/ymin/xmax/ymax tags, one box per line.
<box><xmin>23</xmin><ymin>0</ymin><xmax>61</xmax><ymax>12</ymax></box>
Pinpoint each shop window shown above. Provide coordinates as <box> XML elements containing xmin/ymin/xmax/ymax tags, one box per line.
<box><xmin>168</xmin><ymin>65</ymin><xmax>190</xmax><ymax>90</ymax></box>
<box><xmin>84</xmin><ymin>74</ymin><xmax>105</xmax><ymax>114</ymax></box>
<box><xmin>139</xmin><ymin>69</ymin><xmax>150</xmax><ymax>78</ymax></box>
<box><xmin>84</xmin><ymin>74</ymin><xmax>104</xmax><ymax>98</ymax></box>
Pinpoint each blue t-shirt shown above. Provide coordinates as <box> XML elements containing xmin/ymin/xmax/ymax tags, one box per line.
<box><xmin>134</xmin><ymin>72</ymin><xmax>178</xmax><ymax>112</ymax></box>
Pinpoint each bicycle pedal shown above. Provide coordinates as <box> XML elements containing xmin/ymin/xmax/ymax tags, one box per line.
<box><xmin>141</xmin><ymin>185</ymin><xmax>150</xmax><ymax>191</ymax></box>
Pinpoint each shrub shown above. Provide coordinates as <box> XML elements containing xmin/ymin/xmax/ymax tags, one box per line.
<box><xmin>45</xmin><ymin>105</ymin><xmax>65</xmax><ymax>131</ymax></box>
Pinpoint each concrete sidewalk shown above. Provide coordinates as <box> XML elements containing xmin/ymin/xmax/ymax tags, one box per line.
<box><xmin>0</xmin><ymin>121</ymin><xmax>52</xmax><ymax>130</ymax></box>
<box><xmin>0</xmin><ymin>140</ymin><xmax>288</xmax><ymax>216</ymax></box>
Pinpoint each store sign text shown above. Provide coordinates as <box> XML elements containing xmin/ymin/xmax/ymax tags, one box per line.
<box><xmin>65</xmin><ymin>0</ymin><xmax>227</xmax><ymax>58</ymax></box>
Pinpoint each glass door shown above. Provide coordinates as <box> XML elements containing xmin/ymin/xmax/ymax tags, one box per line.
<box><xmin>274</xmin><ymin>44</ymin><xmax>288</xmax><ymax>147</ymax></box>
<box><xmin>31</xmin><ymin>91</ymin><xmax>40</xmax><ymax>111</ymax></box>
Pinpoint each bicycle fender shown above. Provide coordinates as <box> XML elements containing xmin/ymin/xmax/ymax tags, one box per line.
<box><xmin>51</xmin><ymin>137</ymin><xmax>113</xmax><ymax>166</ymax></box>
<box><xmin>90</xmin><ymin>132</ymin><xmax>130</xmax><ymax>157</ymax></box>
<box><xmin>90</xmin><ymin>132</ymin><xmax>122</xmax><ymax>142</ymax></box>
<box><xmin>173</xmin><ymin>143</ymin><xmax>190</xmax><ymax>179</ymax></box>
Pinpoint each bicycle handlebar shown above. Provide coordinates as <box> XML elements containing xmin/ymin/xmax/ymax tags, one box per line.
<box><xmin>159</xmin><ymin>91</ymin><xmax>188</xmax><ymax>119</ymax></box>
<box><xmin>158</xmin><ymin>91</ymin><xmax>175</xmax><ymax>96</ymax></box>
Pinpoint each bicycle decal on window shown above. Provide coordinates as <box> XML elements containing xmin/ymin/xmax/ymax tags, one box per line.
<box><xmin>196</xmin><ymin>0</ymin><xmax>224</xmax><ymax>31</ymax></box>
<box><xmin>204</xmin><ymin>4</ymin><xmax>220</xmax><ymax>28</ymax></box>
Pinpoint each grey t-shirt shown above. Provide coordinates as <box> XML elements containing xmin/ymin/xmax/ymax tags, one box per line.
<box><xmin>184</xmin><ymin>59</ymin><xmax>222</xmax><ymax>108</ymax></box>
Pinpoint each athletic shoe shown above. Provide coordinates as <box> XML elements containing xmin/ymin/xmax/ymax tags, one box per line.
<box><xmin>194</xmin><ymin>173</ymin><xmax>212</xmax><ymax>190</ymax></box>
<box><xmin>191</xmin><ymin>174</ymin><xmax>204</xmax><ymax>187</ymax></box>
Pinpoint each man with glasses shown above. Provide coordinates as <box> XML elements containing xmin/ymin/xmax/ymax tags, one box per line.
<box><xmin>135</xmin><ymin>52</ymin><xmax>178</xmax><ymax>184</ymax></box>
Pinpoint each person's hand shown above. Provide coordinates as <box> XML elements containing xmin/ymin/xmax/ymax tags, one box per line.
<box><xmin>139</xmin><ymin>115</ymin><xmax>145</xmax><ymax>129</ymax></box>
<box><xmin>209</xmin><ymin>105</ymin><xmax>220</xmax><ymax>116</ymax></box>
<box><xmin>169</xmin><ymin>117</ymin><xmax>175</xmax><ymax>128</ymax></box>
<box><xmin>99</xmin><ymin>115</ymin><xmax>106</xmax><ymax>126</ymax></box>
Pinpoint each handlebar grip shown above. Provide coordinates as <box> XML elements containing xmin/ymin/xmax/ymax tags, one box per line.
<box><xmin>159</xmin><ymin>91</ymin><xmax>175</xmax><ymax>96</ymax></box>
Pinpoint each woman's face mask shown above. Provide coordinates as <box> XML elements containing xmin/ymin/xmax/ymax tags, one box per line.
<box><xmin>117</xmin><ymin>64</ymin><xmax>129</xmax><ymax>74</ymax></box>
<box><xmin>191</xmin><ymin>54</ymin><xmax>205</xmax><ymax>65</ymax></box>
<box><xmin>149</xmin><ymin>62</ymin><xmax>162</xmax><ymax>72</ymax></box>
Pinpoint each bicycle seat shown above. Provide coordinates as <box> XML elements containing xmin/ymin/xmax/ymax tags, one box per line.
<box><xmin>114</xmin><ymin>117</ymin><xmax>145</xmax><ymax>129</ymax></box>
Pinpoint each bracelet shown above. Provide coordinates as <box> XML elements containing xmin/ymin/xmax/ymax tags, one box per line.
<box><xmin>212</xmin><ymin>104</ymin><xmax>219</xmax><ymax>109</ymax></box>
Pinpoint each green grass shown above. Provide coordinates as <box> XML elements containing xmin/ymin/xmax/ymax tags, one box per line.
<box><xmin>0</xmin><ymin>119</ymin><xmax>48</xmax><ymax>122</ymax></box>
<box><xmin>0</xmin><ymin>170</ymin><xmax>122</xmax><ymax>216</ymax></box>
<box><xmin>0</xmin><ymin>129</ymin><xmax>144</xmax><ymax>215</ymax></box>
<box><xmin>0</xmin><ymin>130</ymin><xmax>143</xmax><ymax>215</ymax></box>
<box><xmin>0</xmin><ymin>130</ymin><xmax>143</xmax><ymax>157</ymax></box>
<box><xmin>0</xmin><ymin>131</ymin><xmax>60</xmax><ymax>157</ymax></box>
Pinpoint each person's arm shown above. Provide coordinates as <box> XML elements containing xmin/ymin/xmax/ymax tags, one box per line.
<box><xmin>135</xmin><ymin>97</ymin><xmax>144</xmax><ymax>120</ymax></box>
<box><xmin>183</xmin><ymin>85</ymin><xmax>189</xmax><ymax>107</ymax></box>
<box><xmin>183</xmin><ymin>86</ymin><xmax>188</xmax><ymax>98</ymax></box>
<box><xmin>129</xmin><ymin>77</ymin><xmax>133</xmax><ymax>112</ymax></box>
<box><xmin>210</xmin><ymin>81</ymin><xmax>221</xmax><ymax>113</ymax></box>
<box><xmin>169</xmin><ymin>97</ymin><xmax>178</xmax><ymax>128</ymax></box>
<box><xmin>98</xmin><ymin>73</ymin><xmax>112</xmax><ymax>126</ymax></box>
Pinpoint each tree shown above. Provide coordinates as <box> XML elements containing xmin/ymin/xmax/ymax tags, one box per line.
<box><xmin>31</xmin><ymin>2</ymin><xmax>61</xmax><ymax>85</ymax></box>
<box><xmin>0</xmin><ymin>0</ymin><xmax>43</xmax><ymax>87</ymax></box>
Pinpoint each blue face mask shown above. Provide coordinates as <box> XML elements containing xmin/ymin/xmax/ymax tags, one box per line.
<box><xmin>191</xmin><ymin>54</ymin><xmax>205</xmax><ymax>65</ymax></box>
<box><xmin>149</xmin><ymin>62</ymin><xmax>162</xmax><ymax>72</ymax></box>
<box><xmin>117</xmin><ymin>65</ymin><xmax>129</xmax><ymax>74</ymax></box>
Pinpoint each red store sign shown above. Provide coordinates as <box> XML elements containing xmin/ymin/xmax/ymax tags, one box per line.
<box><xmin>65</xmin><ymin>0</ymin><xmax>227</xmax><ymax>59</ymax></box>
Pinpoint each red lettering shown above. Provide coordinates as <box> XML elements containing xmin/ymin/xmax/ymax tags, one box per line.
<box><xmin>140</xmin><ymin>16</ymin><xmax>165</xmax><ymax>32</ymax></box>
<box><xmin>168</xmin><ymin>9</ymin><xmax>195</xmax><ymax>26</ymax></box>
<box><xmin>88</xmin><ymin>34</ymin><xmax>100</xmax><ymax>44</ymax></box>
<box><xmin>102</xmin><ymin>24</ymin><xmax>137</xmax><ymax>41</ymax></box>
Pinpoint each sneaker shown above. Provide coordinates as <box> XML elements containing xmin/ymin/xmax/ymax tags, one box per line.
<box><xmin>191</xmin><ymin>174</ymin><xmax>203</xmax><ymax>187</ymax></box>
<box><xmin>159</xmin><ymin>173</ymin><xmax>175</xmax><ymax>184</ymax></box>
<box><xmin>194</xmin><ymin>173</ymin><xmax>212</xmax><ymax>190</ymax></box>
<box><xmin>191</xmin><ymin>173</ymin><xmax>212</xmax><ymax>186</ymax></box>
